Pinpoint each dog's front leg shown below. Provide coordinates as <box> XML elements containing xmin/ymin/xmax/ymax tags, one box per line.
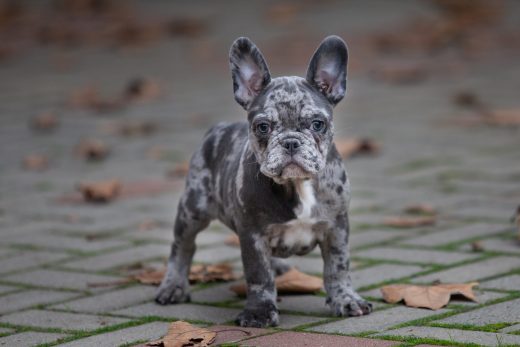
<box><xmin>235</xmin><ymin>230</ymin><xmax>279</xmax><ymax>328</ymax></box>
<box><xmin>320</xmin><ymin>214</ymin><xmax>372</xmax><ymax>317</ymax></box>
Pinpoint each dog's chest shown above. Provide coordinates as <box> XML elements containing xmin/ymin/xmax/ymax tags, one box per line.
<box><xmin>267</xmin><ymin>181</ymin><xmax>325</xmax><ymax>257</ymax></box>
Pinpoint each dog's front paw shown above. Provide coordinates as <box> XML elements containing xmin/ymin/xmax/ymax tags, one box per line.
<box><xmin>155</xmin><ymin>277</ymin><xmax>190</xmax><ymax>305</ymax></box>
<box><xmin>327</xmin><ymin>293</ymin><xmax>372</xmax><ymax>317</ymax></box>
<box><xmin>235</xmin><ymin>304</ymin><xmax>279</xmax><ymax>328</ymax></box>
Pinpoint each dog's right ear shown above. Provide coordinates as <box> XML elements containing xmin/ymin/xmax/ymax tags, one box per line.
<box><xmin>229</xmin><ymin>37</ymin><xmax>271</xmax><ymax>110</ymax></box>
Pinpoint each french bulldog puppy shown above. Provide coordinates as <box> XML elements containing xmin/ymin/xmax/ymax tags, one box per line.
<box><xmin>156</xmin><ymin>35</ymin><xmax>372</xmax><ymax>327</ymax></box>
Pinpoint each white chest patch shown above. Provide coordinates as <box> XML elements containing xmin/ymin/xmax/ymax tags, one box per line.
<box><xmin>268</xmin><ymin>180</ymin><xmax>320</xmax><ymax>255</ymax></box>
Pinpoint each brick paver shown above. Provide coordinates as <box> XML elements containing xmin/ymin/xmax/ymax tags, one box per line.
<box><xmin>375</xmin><ymin>326</ymin><xmax>520</xmax><ymax>347</ymax></box>
<box><xmin>0</xmin><ymin>1</ymin><xmax>519</xmax><ymax>346</ymax></box>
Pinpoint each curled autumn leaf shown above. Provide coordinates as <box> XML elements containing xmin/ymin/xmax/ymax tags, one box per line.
<box><xmin>383</xmin><ymin>215</ymin><xmax>436</xmax><ymax>228</ymax></box>
<box><xmin>404</xmin><ymin>204</ymin><xmax>437</xmax><ymax>216</ymax></box>
<box><xmin>230</xmin><ymin>268</ymin><xmax>323</xmax><ymax>296</ymax></box>
<box><xmin>167</xmin><ymin>161</ymin><xmax>190</xmax><ymax>178</ymax></box>
<box><xmin>335</xmin><ymin>138</ymin><xmax>380</xmax><ymax>159</ymax></box>
<box><xmin>146</xmin><ymin>321</ymin><xmax>215</xmax><ymax>347</ymax></box>
<box><xmin>31</xmin><ymin>112</ymin><xmax>59</xmax><ymax>131</ymax></box>
<box><xmin>133</xmin><ymin>263</ymin><xmax>237</xmax><ymax>286</ymax></box>
<box><xmin>381</xmin><ymin>282</ymin><xmax>479</xmax><ymax>310</ymax></box>
<box><xmin>77</xmin><ymin>179</ymin><xmax>121</xmax><ymax>203</ymax></box>
<box><xmin>22</xmin><ymin>154</ymin><xmax>48</xmax><ymax>171</ymax></box>
<box><xmin>225</xmin><ymin>234</ymin><xmax>240</xmax><ymax>247</ymax></box>
<box><xmin>124</xmin><ymin>78</ymin><xmax>161</xmax><ymax>102</ymax></box>
<box><xmin>75</xmin><ymin>138</ymin><xmax>109</xmax><ymax>161</ymax></box>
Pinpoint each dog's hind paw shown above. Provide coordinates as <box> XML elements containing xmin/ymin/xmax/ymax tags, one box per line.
<box><xmin>235</xmin><ymin>305</ymin><xmax>279</xmax><ymax>328</ymax></box>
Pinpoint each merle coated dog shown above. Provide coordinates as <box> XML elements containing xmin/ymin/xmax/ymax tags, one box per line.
<box><xmin>156</xmin><ymin>35</ymin><xmax>372</xmax><ymax>327</ymax></box>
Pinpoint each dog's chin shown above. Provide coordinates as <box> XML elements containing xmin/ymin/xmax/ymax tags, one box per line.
<box><xmin>281</xmin><ymin>163</ymin><xmax>311</xmax><ymax>179</ymax></box>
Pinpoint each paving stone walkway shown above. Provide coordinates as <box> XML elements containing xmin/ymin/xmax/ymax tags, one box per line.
<box><xmin>1</xmin><ymin>1</ymin><xmax>519</xmax><ymax>346</ymax></box>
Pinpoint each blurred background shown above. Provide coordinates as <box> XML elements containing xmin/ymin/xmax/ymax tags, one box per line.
<box><xmin>0</xmin><ymin>1</ymin><xmax>520</xmax><ymax>345</ymax></box>
<box><xmin>1</xmin><ymin>0</ymin><xmax>520</xmax><ymax>265</ymax></box>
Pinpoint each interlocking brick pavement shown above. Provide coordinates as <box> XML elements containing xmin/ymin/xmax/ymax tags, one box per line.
<box><xmin>1</xmin><ymin>1</ymin><xmax>519</xmax><ymax>346</ymax></box>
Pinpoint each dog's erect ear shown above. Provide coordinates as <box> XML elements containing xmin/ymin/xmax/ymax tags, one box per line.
<box><xmin>229</xmin><ymin>37</ymin><xmax>271</xmax><ymax>109</ymax></box>
<box><xmin>306</xmin><ymin>36</ymin><xmax>348</xmax><ymax>106</ymax></box>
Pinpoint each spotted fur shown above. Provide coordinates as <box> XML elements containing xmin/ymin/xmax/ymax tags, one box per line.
<box><xmin>156</xmin><ymin>36</ymin><xmax>372</xmax><ymax>327</ymax></box>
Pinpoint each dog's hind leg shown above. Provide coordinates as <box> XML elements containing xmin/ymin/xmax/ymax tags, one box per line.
<box><xmin>156</xmin><ymin>154</ymin><xmax>214</xmax><ymax>305</ymax></box>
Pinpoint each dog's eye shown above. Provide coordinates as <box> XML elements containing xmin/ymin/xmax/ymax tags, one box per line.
<box><xmin>311</xmin><ymin>120</ymin><xmax>325</xmax><ymax>132</ymax></box>
<box><xmin>256</xmin><ymin>122</ymin><xmax>270</xmax><ymax>134</ymax></box>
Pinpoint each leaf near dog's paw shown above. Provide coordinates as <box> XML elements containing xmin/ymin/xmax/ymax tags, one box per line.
<box><xmin>383</xmin><ymin>215</ymin><xmax>436</xmax><ymax>228</ymax></box>
<box><xmin>381</xmin><ymin>282</ymin><xmax>479</xmax><ymax>310</ymax></box>
<box><xmin>189</xmin><ymin>263</ymin><xmax>237</xmax><ymax>283</ymax></box>
<box><xmin>146</xmin><ymin>321</ymin><xmax>215</xmax><ymax>347</ymax></box>
<box><xmin>77</xmin><ymin>179</ymin><xmax>121</xmax><ymax>203</ymax></box>
<box><xmin>134</xmin><ymin>263</ymin><xmax>237</xmax><ymax>286</ymax></box>
<box><xmin>335</xmin><ymin>138</ymin><xmax>380</xmax><ymax>159</ymax></box>
<box><xmin>230</xmin><ymin>268</ymin><xmax>323</xmax><ymax>296</ymax></box>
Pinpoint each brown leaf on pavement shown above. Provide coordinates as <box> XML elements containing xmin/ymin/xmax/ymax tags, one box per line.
<box><xmin>22</xmin><ymin>154</ymin><xmax>48</xmax><ymax>171</ymax></box>
<box><xmin>383</xmin><ymin>215</ymin><xmax>436</xmax><ymax>228</ymax></box>
<box><xmin>230</xmin><ymin>268</ymin><xmax>323</xmax><ymax>296</ymax></box>
<box><xmin>189</xmin><ymin>263</ymin><xmax>237</xmax><ymax>284</ymax></box>
<box><xmin>69</xmin><ymin>86</ymin><xmax>124</xmax><ymax>113</ymax></box>
<box><xmin>335</xmin><ymin>138</ymin><xmax>380</xmax><ymax>159</ymax></box>
<box><xmin>31</xmin><ymin>112</ymin><xmax>59</xmax><ymax>131</ymax></box>
<box><xmin>118</xmin><ymin>121</ymin><xmax>158</xmax><ymax>137</ymax></box>
<box><xmin>470</xmin><ymin>240</ymin><xmax>484</xmax><ymax>252</ymax></box>
<box><xmin>381</xmin><ymin>282</ymin><xmax>479</xmax><ymax>310</ymax></box>
<box><xmin>404</xmin><ymin>204</ymin><xmax>437</xmax><ymax>216</ymax></box>
<box><xmin>134</xmin><ymin>263</ymin><xmax>237</xmax><ymax>286</ymax></box>
<box><xmin>167</xmin><ymin>161</ymin><xmax>190</xmax><ymax>178</ymax></box>
<box><xmin>146</xmin><ymin>321</ymin><xmax>216</xmax><ymax>347</ymax></box>
<box><xmin>371</xmin><ymin>64</ymin><xmax>428</xmax><ymax>85</ymax></box>
<box><xmin>225</xmin><ymin>234</ymin><xmax>240</xmax><ymax>247</ymax></box>
<box><xmin>77</xmin><ymin>179</ymin><xmax>121</xmax><ymax>203</ymax></box>
<box><xmin>75</xmin><ymin>138</ymin><xmax>109</xmax><ymax>161</ymax></box>
<box><xmin>124</xmin><ymin>78</ymin><xmax>161</xmax><ymax>102</ymax></box>
<box><xmin>166</xmin><ymin>17</ymin><xmax>208</xmax><ymax>38</ymax></box>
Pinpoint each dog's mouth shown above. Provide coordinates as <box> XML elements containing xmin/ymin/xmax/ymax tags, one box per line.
<box><xmin>280</xmin><ymin>163</ymin><xmax>312</xmax><ymax>179</ymax></box>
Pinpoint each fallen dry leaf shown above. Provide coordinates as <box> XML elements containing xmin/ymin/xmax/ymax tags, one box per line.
<box><xmin>230</xmin><ymin>268</ymin><xmax>323</xmax><ymax>296</ymax></box>
<box><xmin>483</xmin><ymin>109</ymin><xmax>520</xmax><ymax>126</ymax></box>
<box><xmin>22</xmin><ymin>154</ymin><xmax>48</xmax><ymax>171</ymax></box>
<box><xmin>225</xmin><ymin>234</ymin><xmax>240</xmax><ymax>247</ymax></box>
<box><xmin>118</xmin><ymin>121</ymin><xmax>157</xmax><ymax>137</ymax></box>
<box><xmin>404</xmin><ymin>204</ymin><xmax>437</xmax><ymax>216</ymax></box>
<box><xmin>471</xmin><ymin>240</ymin><xmax>484</xmax><ymax>252</ymax></box>
<box><xmin>124</xmin><ymin>78</ymin><xmax>161</xmax><ymax>102</ymax></box>
<box><xmin>189</xmin><ymin>263</ymin><xmax>237</xmax><ymax>284</ymax></box>
<box><xmin>166</xmin><ymin>17</ymin><xmax>208</xmax><ymax>38</ymax></box>
<box><xmin>68</xmin><ymin>86</ymin><xmax>124</xmax><ymax>113</ymax></box>
<box><xmin>77</xmin><ymin>179</ymin><xmax>121</xmax><ymax>203</ymax></box>
<box><xmin>31</xmin><ymin>112</ymin><xmax>59</xmax><ymax>131</ymax></box>
<box><xmin>75</xmin><ymin>138</ymin><xmax>109</xmax><ymax>161</ymax></box>
<box><xmin>383</xmin><ymin>216</ymin><xmax>436</xmax><ymax>228</ymax></box>
<box><xmin>134</xmin><ymin>263</ymin><xmax>237</xmax><ymax>286</ymax></box>
<box><xmin>335</xmin><ymin>138</ymin><xmax>380</xmax><ymax>159</ymax></box>
<box><xmin>371</xmin><ymin>64</ymin><xmax>428</xmax><ymax>85</ymax></box>
<box><xmin>167</xmin><ymin>161</ymin><xmax>190</xmax><ymax>178</ymax></box>
<box><xmin>146</xmin><ymin>321</ymin><xmax>215</xmax><ymax>347</ymax></box>
<box><xmin>381</xmin><ymin>282</ymin><xmax>479</xmax><ymax>310</ymax></box>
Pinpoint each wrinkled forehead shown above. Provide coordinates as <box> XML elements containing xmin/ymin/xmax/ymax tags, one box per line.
<box><xmin>248</xmin><ymin>77</ymin><xmax>332</xmax><ymax>122</ymax></box>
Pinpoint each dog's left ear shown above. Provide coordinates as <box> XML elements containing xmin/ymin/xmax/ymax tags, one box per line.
<box><xmin>306</xmin><ymin>36</ymin><xmax>348</xmax><ymax>106</ymax></box>
<box><xmin>229</xmin><ymin>37</ymin><xmax>271</xmax><ymax>110</ymax></box>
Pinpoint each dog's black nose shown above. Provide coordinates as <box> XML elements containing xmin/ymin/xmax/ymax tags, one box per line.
<box><xmin>283</xmin><ymin>138</ymin><xmax>301</xmax><ymax>155</ymax></box>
